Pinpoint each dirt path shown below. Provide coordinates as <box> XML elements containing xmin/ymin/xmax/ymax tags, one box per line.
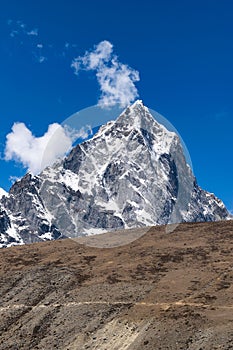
<box><xmin>2</xmin><ymin>299</ymin><xmax>233</xmax><ymax>313</ymax></box>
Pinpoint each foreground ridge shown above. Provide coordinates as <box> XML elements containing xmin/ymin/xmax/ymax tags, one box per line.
<box><xmin>0</xmin><ymin>221</ymin><xmax>233</xmax><ymax>349</ymax></box>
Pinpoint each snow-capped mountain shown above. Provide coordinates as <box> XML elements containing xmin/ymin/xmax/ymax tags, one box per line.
<box><xmin>0</xmin><ymin>101</ymin><xmax>230</xmax><ymax>247</ymax></box>
<box><xmin>0</xmin><ymin>188</ymin><xmax>7</xmax><ymax>199</ymax></box>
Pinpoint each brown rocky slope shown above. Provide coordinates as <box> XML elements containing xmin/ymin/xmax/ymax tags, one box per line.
<box><xmin>0</xmin><ymin>220</ymin><xmax>233</xmax><ymax>349</ymax></box>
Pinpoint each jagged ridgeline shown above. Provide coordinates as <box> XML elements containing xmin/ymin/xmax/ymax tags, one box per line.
<box><xmin>0</xmin><ymin>101</ymin><xmax>229</xmax><ymax>247</ymax></box>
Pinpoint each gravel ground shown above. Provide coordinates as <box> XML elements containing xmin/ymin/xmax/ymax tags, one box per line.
<box><xmin>0</xmin><ymin>221</ymin><xmax>233</xmax><ymax>349</ymax></box>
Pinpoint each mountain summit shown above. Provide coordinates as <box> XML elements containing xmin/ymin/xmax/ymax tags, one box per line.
<box><xmin>0</xmin><ymin>101</ymin><xmax>230</xmax><ymax>247</ymax></box>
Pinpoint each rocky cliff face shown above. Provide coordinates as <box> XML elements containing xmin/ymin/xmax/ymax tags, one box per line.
<box><xmin>0</xmin><ymin>101</ymin><xmax>230</xmax><ymax>247</ymax></box>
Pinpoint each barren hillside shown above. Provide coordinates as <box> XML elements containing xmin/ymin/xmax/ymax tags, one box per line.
<box><xmin>1</xmin><ymin>221</ymin><xmax>233</xmax><ymax>349</ymax></box>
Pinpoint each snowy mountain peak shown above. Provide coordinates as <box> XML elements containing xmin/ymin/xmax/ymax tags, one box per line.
<box><xmin>0</xmin><ymin>188</ymin><xmax>8</xmax><ymax>199</ymax></box>
<box><xmin>0</xmin><ymin>101</ymin><xmax>230</xmax><ymax>247</ymax></box>
<box><xmin>115</xmin><ymin>100</ymin><xmax>176</xmax><ymax>143</ymax></box>
<box><xmin>128</xmin><ymin>99</ymin><xmax>145</xmax><ymax>112</ymax></box>
<box><xmin>131</xmin><ymin>99</ymin><xmax>144</xmax><ymax>106</ymax></box>
<box><xmin>117</xmin><ymin>99</ymin><xmax>155</xmax><ymax>129</ymax></box>
<box><xmin>91</xmin><ymin>101</ymin><xmax>176</xmax><ymax>159</ymax></box>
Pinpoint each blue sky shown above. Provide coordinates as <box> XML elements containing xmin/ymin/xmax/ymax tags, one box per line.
<box><xmin>0</xmin><ymin>0</ymin><xmax>232</xmax><ymax>211</ymax></box>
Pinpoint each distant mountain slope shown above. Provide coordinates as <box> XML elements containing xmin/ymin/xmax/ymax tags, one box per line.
<box><xmin>0</xmin><ymin>101</ymin><xmax>230</xmax><ymax>247</ymax></box>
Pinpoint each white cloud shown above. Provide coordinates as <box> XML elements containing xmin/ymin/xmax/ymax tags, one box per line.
<box><xmin>71</xmin><ymin>40</ymin><xmax>140</xmax><ymax>108</ymax></box>
<box><xmin>37</xmin><ymin>56</ymin><xmax>47</xmax><ymax>63</ymax></box>
<box><xmin>16</xmin><ymin>20</ymin><xmax>26</xmax><ymax>29</ymax></box>
<box><xmin>70</xmin><ymin>125</ymin><xmax>93</xmax><ymax>140</ymax></box>
<box><xmin>9</xmin><ymin>176</ymin><xmax>20</xmax><ymax>184</ymax></box>
<box><xmin>32</xmin><ymin>52</ymin><xmax>47</xmax><ymax>64</ymax></box>
<box><xmin>7</xmin><ymin>20</ymin><xmax>44</xmax><ymax>61</ymax></box>
<box><xmin>27</xmin><ymin>28</ymin><xmax>38</xmax><ymax>36</ymax></box>
<box><xmin>5</xmin><ymin>123</ymin><xmax>71</xmax><ymax>174</ymax></box>
<box><xmin>8</xmin><ymin>20</ymin><xmax>26</xmax><ymax>37</ymax></box>
<box><xmin>6</xmin><ymin>20</ymin><xmax>79</xmax><ymax>65</ymax></box>
<box><xmin>4</xmin><ymin>122</ymin><xmax>93</xmax><ymax>175</ymax></box>
<box><xmin>10</xmin><ymin>30</ymin><xmax>19</xmax><ymax>38</ymax></box>
<box><xmin>34</xmin><ymin>43</ymin><xmax>47</xmax><ymax>63</ymax></box>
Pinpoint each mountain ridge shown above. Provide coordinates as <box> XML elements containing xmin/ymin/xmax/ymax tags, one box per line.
<box><xmin>0</xmin><ymin>101</ymin><xmax>230</xmax><ymax>247</ymax></box>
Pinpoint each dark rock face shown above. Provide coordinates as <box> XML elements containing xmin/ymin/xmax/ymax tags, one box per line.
<box><xmin>0</xmin><ymin>101</ymin><xmax>230</xmax><ymax>247</ymax></box>
<box><xmin>0</xmin><ymin>208</ymin><xmax>10</xmax><ymax>233</ymax></box>
<box><xmin>0</xmin><ymin>207</ymin><xmax>20</xmax><ymax>247</ymax></box>
<box><xmin>63</xmin><ymin>144</ymin><xmax>85</xmax><ymax>174</ymax></box>
<box><xmin>1</xmin><ymin>173</ymin><xmax>63</xmax><ymax>246</ymax></box>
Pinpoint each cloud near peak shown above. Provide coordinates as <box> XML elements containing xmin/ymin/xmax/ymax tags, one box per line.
<box><xmin>4</xmin><ymin>122</ymin><xmax>72</xmax><ymax>174</ymax></box>
<box><xmin>71</xmin><ymin>40</ymin><xmax>140</xmax><ymax>108</ymax></box>
<box><xmin>4</xmin><ymin>122</ymin><xmax>93</xmax><ymax>175</ymax></box>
